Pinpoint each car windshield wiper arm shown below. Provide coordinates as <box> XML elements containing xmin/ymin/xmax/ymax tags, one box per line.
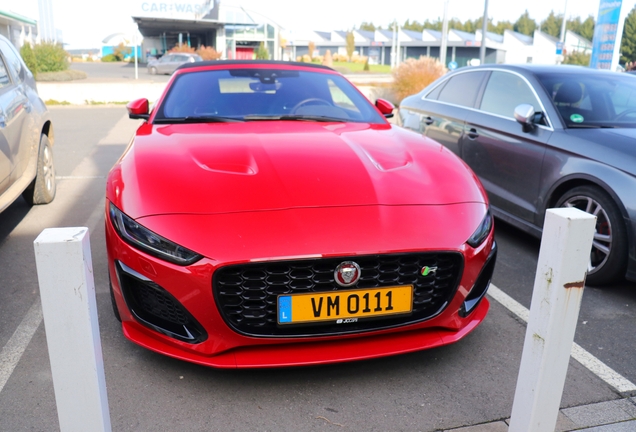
<box><xmin>243</xmin><ymin>114</ymin><xmax>347</xmax><ymax>122</ymax></box>
<box><xmin>155</xmin><ymin>115</ymin><xmax>244</xmax><ymax>124</ymax></box>
<box><xmin>567</xmin><ymin>124</ymin><xmax>616</xmax><ymax>128</ymax></box>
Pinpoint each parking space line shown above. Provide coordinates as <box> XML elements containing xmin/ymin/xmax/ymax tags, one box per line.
<box><xmin>488</xmin><ymin>284</ymin><xmax>636</xmax><ymax>394</ymax></box>
<box><xmin>0</xmin><ymin>301</ymin><xmax>43</xmax><ymax>393</ymax></box>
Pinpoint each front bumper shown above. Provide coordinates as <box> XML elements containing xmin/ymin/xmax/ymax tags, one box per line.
<box><xmin>106</xmin><ymin>203</ymin><xmax>496</xmax><ymax>368</ymax></box>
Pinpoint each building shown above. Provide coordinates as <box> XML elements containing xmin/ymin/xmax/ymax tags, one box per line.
<box><xmin>132</xmin><ymin>0</ymin><xmax>282</xmax><ymax>62</ymax></box>
<box><xmin>286</xmin><ymin>27</ymin><xmax>590</xmax><ymax>67</ymax></box>
<box><xmin>128</xmin><ymin>1</ymin><xmax>591</xmax><ymax>67</ymax></box>
<box><xmin>0</xmin><ymin>9</ymin><xmax>38</xmax><ymax>48</ymax></box>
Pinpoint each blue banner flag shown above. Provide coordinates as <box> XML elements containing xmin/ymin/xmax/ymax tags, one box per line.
<box><xmin>590</xmin><ymin>1</ymin><xmax>624</xmax><ymax>69</ymax></box>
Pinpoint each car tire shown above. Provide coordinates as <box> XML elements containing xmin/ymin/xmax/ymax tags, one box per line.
<box><xmin>22</xmin><ymin>134</ymin><xmax>56</xmax><ymax>205</ymax></box>
<box><xmin>109</xmin><ymin>275</ymin><xmax>122</xmax><ymax>322</ymax></box>
<box><xmin>149</xmin><ymin>66</ymin><xmax>157</xmax><ymax>75</ymax></box>
<box><xmin>556</xmin><ymin>185</ymin><xmax>628</xmax><ymax>285</ymax></box>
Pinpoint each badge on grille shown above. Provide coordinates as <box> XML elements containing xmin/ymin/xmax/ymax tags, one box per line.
<box><xmin>334</xmin><ymin>261</ymin><xmax>361</xmax><ymax>287</ymax></box>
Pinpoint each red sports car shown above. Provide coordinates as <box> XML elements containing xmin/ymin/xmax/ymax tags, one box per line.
<box><xmin>106</xmin><ymin>60</ymin><xmax>496</xmax><ymax>368</ymax></box>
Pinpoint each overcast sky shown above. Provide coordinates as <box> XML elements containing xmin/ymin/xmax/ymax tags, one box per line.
<box><xmin>7</xmin><ymin>0</ymin><xmax>636</xmax><ymax>49</ymax></box>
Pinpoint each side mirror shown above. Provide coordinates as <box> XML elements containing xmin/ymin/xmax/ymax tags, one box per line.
<box><xmin>514</xmin><ymin>103</ymin><xmax>536</xmax><ymax>132</ymax></box>
<box><xmin>127</xmin><ymin>98</ymin><xmax>150</xmax><ymax>120</ymax></box>
<box><xmin>375</xmin><ymin>98</ymin><xmax>395</xmax><ymax>118</ymax></box>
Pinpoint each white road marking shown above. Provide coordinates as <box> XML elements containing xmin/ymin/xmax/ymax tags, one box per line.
<box><xmin>0</xmin><ymin>115</ymin><xmax>128</xmax><ymax>395</ymax></box>
<box><xmin>0</xmin><ymin>301</ymin><xmax>43</xmax><ymax>393</ymax></box>
<box><xmin>488</xmin><ymin>283</ymin><xmax>636</xmax><ymax>394</ymax></box>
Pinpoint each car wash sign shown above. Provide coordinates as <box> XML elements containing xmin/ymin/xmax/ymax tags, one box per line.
<box><xmin>590</xmin><ymin>1</ymin><xmax>626</xmax><ymax>70</ymax></box>
<box><xmin>136</xmin><ymin>0</ymin><xmax>217</xmax><ymax>19</ymax></box>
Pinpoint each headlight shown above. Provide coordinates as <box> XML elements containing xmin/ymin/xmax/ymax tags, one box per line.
<box><xmin>109</xmin><ymin>203</ymin><xmax>202</xmax><ymax>265</ymax></box>
<box><xmin>467</xmin><ymin>209</ymin><xmax>493</xmax><ymax>248</ymax></box>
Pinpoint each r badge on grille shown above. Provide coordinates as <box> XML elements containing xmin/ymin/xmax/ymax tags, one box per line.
<box><xmin>334</xmin><ymin>261</ymin><xmax>361</xmax><ymax>287</ymax></box>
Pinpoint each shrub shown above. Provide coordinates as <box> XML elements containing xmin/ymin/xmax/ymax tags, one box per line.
<box><xmin>332</xmin><ymin>53</ymin><xmax>348</xmax><ymax>62</ymax></box>
<box><xmin>563</xmin><ymin>51</ymin><xmax>591</xmax><ymax>66</ymax></box>
<box><xmin>391</xmin><ymin>56</ymin><xmax>446</xmax><ymax>104</ymax></box>
<box><xmin>169</xmin><ymin>44</ymin><xmax>196</xmax><ymax>53</ymax></box>
<box><xmin>363</xmin><ymin>57</ymin><xmax>370</xmax><ymax>71</ymax></box>
<box><xmin>101</xmin><ymin>54</ymin><xmax>118</xmax><ymax>62</ymax></box>
<box><xmin>196</xmin><ymin>45</ymin><xmax>221</xmax><ymax>60</ymax></box>
<box><xmin>20</xmin><ymin>42</ymin><xmax>38</xmax><ymax>77</ymax></box>
<box><xmin>32</xmin><ymin>42</ymin><xmax>68</xmax><ymax>72</ymax></box>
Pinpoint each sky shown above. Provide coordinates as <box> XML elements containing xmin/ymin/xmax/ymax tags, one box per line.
<box><xmin>5</xmin><ymin>0</ymin><xmax>636</xmax><ymax>49</ymax></box>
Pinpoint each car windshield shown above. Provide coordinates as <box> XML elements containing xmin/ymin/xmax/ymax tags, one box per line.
<box><xmin>154</xmin><ymin>68</ymin><xmax>385</xmax><ymax>124</ymax></box>
<box><xmin>537</xmin><ymin>72</ymin><xmax>636</xmax><ymax>129</ymax></box>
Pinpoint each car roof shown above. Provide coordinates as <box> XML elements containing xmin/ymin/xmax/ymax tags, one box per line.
<box><xmin>177</xmin><ymin>60</ymin><xmax>336</xmax><ymax>72</ymax></box>
<box><xmin>457</xmin><ymin>63</ymin><xmax>619</xmax><ymax>77</ymax></box>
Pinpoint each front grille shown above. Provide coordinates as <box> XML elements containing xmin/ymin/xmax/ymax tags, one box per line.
<box><xmin>213</xmin><ymin>253</ymin><xmax>463</xmax><ymax>337</ymax></box>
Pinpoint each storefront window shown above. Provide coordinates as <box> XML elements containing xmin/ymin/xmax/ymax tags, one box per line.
<box><xmin>267</xmin><ymin>24</ymin><xmax>275</xmax><ymax>39</ymax></box>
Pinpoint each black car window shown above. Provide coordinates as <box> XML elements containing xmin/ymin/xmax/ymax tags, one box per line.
<box><xmin>0</xmin><ymin>57</ymin><xmax>10</xmax><ymax>88</ymax></box>
<box><xmin>480</xmin><ymin>71</ymin><xmax>541</xmax><ymax>118</ymax></box>
<box><xmin>156</xmin><ymin>68</ymin><xmax>385</xmax><ymax>123</ymax></box>
<box><xmin>425</xmin><ymin>82</ymin><xmax>445</xmax><ymax>100</ymax></box>
<box><xmin>0</xmin><ymin>39</ymin><xmax>25</xmax><ymax>82</ymax></box>
<box><xmin>436</xmin><ymin>71</ymin><xmax>487</xmax><ymax>108</ymax></box>
<box><xmin>537</xmin><ymin>71</ymin><xmax>636</xmax><ymax>128</ymax></box>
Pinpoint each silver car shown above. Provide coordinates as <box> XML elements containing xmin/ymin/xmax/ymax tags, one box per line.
<box><xmin>0</xmin><ymin>35</ymin><xmax>55</xmax><ymax>213</ymax></box>
<box><xmin>147</xmin><ymin>53</ymin><xmax>202</xmax><ymax>75</ymax></box>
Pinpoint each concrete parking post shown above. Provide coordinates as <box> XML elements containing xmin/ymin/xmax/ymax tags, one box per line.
<box><xmin>508</xmin><ymin>208</ymin><xmax>596</xmax><ymax>432</ymax></box>
<box><xmin>33</xmin><ymin>227</ymin><xmax>111</xmax><ymax>432</ymax></box>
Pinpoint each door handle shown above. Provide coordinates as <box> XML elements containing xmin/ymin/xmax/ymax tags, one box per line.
<box><xmin>466</xmin><ymin>128</ymin><xmax>479</xmax><ymax>139</ymax></box>
<box><xmin>422</xmin><ymin>116</ymin><xmax>434</xmax><ymax>125</ymax></box>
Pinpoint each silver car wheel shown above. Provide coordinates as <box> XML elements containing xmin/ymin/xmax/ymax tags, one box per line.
<box><xmin>561</xmin><ymin>195</ymin><xmax>612</xmax><ymax>274</ymax></box>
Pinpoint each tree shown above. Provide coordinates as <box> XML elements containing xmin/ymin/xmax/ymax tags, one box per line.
<box><xmin>346</xmin><ymin>31</ymin><xmax>355</xmax><ymax>62</ymax></box>
<box><xmin>255</xmin><ymin>42</ymin><xmax>269</xmax><ymax>60</ymax></box>
<box><xmin>113</xmin><ymin>42</ymin><xmax>131</xmax><ymax>61</ymax></box>
<box><xmin>621</xmin><ymin>6</ymin><xmax>636</xmax><ymax>64</ymax></box>
<box><xmin>358</xmin><ymin>22</ymin><xmax>377</xmax><ymax>31</ymax></box>
<box><xmin>578</xmin><ymin>16</ymin><xmax>595</xmax><ymax>41</ymax></box>
<box><xmin>494</xmin><ymin>20</ymin><xmax>514</xmax><ymax>35</ymax></box>
<box><xmin>308</xmin><ymin>41</ymin><xmax>316</xmax><ymax>59</ymax></box>
<box><xmin>540</xmin><ymin>10</ymin><xmax>562</xmax><ymax>38</ymax></box>
<box><xmin>514</xmin><ymin>10</ymin><xmax>537</xmax><ymax>36</ymax></box>
<box><xmin>322</xmin><ymin>49</ymin><xmax>333</xmax><ymax>67</ymax></box>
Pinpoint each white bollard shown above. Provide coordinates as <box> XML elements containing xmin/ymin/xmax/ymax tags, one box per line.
<box><xmin>509</xmin><ymin>208</ymin><xmax>596</xmax><ymax>432</ymax></box>
<box><xmin>33</xmin><ymin>227</ymin><xmax>111</xmax><ymax>432</ymax></box>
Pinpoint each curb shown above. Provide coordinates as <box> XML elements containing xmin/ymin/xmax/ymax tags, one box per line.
<box><xmin>446</xmin><ymin>397</ymin><xmax>636</xmax><ymax>431</ymax></box>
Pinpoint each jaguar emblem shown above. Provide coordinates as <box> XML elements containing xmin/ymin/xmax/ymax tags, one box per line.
<box><xmin>334</xmin><ymin>261</ymin><xmax>361</xmax><ymax>287</ymax></box>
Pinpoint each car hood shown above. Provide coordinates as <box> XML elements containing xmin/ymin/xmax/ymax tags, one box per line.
<box><xmin>109</xmin><ymin>122</ymin><xmax>486</xmax><ymax>219</ymax></box>
<box><xmin>561</xmin><ymin>128</ymin><xmax>636</xmax><ymax>176</ymax></box>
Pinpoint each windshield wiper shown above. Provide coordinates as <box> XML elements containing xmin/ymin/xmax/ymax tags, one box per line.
<box><xmin>154</xmin><ymin>115</ymin><xmax>244</xmax><ymax>124</ymax></box>
<box><xmin>243</xmin><ymin>114</ymin><xmax>347</xmax><ymax>122</ymax></box>
<box><xmin>567</xmin><ymin>124</ymin><xmax>616</xmax><ymax>129</ymax></box>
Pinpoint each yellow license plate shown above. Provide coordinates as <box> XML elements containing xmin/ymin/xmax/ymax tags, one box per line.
<box><xmin>277</xmin><ymin>286</ymin><xmax>413</xmax><ymax>325</ymax></box>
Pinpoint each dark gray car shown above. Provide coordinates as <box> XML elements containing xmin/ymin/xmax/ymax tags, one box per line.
<box><xmin>398</xmin><ymin>64</ymin><xmax>636</xmax><ymax>285</ymax></box>
<box><xmin>0</xmin><ymin>35</ymin><xmax>55</xmax><ymax>213</ymax></box>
